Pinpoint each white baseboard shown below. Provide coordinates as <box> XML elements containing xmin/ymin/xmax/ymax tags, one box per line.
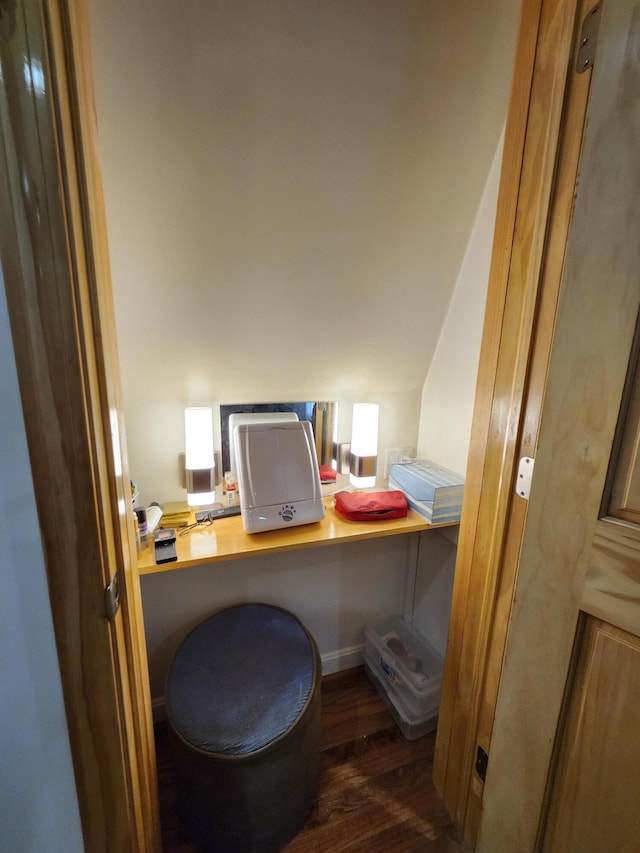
<box><xmin>151</xmin><ymin>644</ymin><xmax>365</xmax><ymax>724</ymax></box>
<box><xmin>320</xmin><ymin>644</ymin><xmax>364</xmax><ymax>675</ymax></box>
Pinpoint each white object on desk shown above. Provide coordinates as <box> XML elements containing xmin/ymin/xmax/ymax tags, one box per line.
<box><xmin>145</xmin><ymin>505</ymin><xmax>163</xmax><ymax>534</ymax></box>
<box><xmin>234</xmin><ymin>420</ymin><xmax>325</xmax><ymax>533</ymax></box>
<box><xmin>228</xmin><ymin>411</ymin><xmax>299</xmax><ymax>477</ymax></box>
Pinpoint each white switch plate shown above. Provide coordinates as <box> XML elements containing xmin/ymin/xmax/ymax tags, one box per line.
<box><xmin>382</xmin><ymin>447</ymin><xmax>415</xmax><ymax>480</ymax></box>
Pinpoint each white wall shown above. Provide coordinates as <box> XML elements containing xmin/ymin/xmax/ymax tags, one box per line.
<box><xmin>412</xmin><ymin>528</ymin><xmax>459</xmax><ymax>659</ymax></box>
<box><xmin>88</xmin><ymin>0</ymin><xmax>520</xmax><ymax>506</ymax></box>
<box><xmin>417</xmin><ymin>130</ymin><xmax>506</xmax><ymax>477</ymax></box>
<box><xmin>0</xmin><ymin>275</ymin><xmax>83</xmax><ymax>853</ymax></box>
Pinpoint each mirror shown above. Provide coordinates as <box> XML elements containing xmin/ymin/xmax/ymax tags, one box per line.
<box><xmin>220</xmin><ymin>402</ymin><xmax>337</xmax><ymax>475</ymax></box>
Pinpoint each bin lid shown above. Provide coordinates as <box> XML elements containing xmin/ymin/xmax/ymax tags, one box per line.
<box><xmin>166</xmin><ymin>603</ymin><xmax>317</xmax><ymax>756</ymax></box>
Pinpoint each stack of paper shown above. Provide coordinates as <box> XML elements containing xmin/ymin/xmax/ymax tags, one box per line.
<box><xmin>159</xmin><ymin>500</ymin><xmax>191</xmax><ymax>528</ymax></box>
<box><xmin>389</xmin><ymin>459</ymin><xmax>464</xmax><ymax>523</ymax></box>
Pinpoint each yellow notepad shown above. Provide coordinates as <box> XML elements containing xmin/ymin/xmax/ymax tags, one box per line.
<box><xmin>160</xmin><ymin>501</ymin><xmax>191</xmax><ymax>528</ymax></box>
<box><xmin>161</xmin><ymin>500</ymin><xmax>190</xmax><ymax>515</ymax></box>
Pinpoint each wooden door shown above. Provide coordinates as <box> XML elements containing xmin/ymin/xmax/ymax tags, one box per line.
<box><xmin>478</xmin><ymin>1</ymin><xmax>640</xmax><ymax>849</ymax></box>
<box><xmin>0</xmin><ymin>0</ymin><xmax>160</xmax><ymax>849</ymax></box>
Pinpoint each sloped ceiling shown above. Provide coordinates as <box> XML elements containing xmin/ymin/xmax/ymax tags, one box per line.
<box><xmin>90</xmin><ymin>0</ymin><xmax>519</xmax><ymax>406</ymax></box>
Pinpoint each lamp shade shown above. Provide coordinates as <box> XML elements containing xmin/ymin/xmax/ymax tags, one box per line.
<box><xmin>185</xmin><ymin>407</ymin><xmax>215</xmax><ymax>506</ymax></box>
<box><xmin>349</xmin><ymin>403</ymin><xmax>379</xmax><ymax>488</ymax></box>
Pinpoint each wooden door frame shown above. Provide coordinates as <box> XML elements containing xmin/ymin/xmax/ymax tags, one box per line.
<box><xmin>1</xmin><ymin>0</ymin><xmax>159</xmax><ymax>849</ymax></box>
<box><xmin>433</xmin><ymin>0</ymin><xmax>595</xmax><ymax>845</ymax></box>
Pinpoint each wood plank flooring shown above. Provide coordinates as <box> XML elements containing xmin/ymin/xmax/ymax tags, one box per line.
<box><xmin>155</xmin><ymin>667</ymin><xmax>468</xmax><ymax>852</ymax></box>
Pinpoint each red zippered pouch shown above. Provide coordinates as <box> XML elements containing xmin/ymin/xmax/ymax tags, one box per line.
<box><xmin>334</xmin><ymin>490</ymin><xmax>408</xmax><ymax>521</ymax></box>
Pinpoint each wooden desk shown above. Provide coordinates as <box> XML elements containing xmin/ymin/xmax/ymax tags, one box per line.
<box><xmin>137</xmin><ymin>497</ymin><xmax>457</xmax><ymax>575</ymax></box>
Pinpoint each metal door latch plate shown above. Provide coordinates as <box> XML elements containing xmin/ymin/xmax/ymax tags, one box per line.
<box><xmin>516</xmin><ymin>456</ymin><xmax>535</xmax><ymax>500</ymax></box>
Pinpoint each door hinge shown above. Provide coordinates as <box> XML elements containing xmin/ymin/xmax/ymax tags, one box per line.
<box><xmin>476</xmin><ymin>746</ymin><xmax>489</xmax><ymax>783</ymax></box>
<box><xmin>576</xmin><ymin>3</ymin><xmax>602</xmax><ymax>73</ymax></box>
<box><xmin>105</xmin><ymin>572</ymin><xmax>121</xmax><ymax>621</ymax></box>
<box><xmin>516</xmin><ymin>456</ymin><xmax>535</xmax><ymax>500</ymax></box>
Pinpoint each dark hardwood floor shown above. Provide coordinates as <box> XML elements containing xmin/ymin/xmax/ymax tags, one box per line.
<box><xmin>155</xmin><ymin>666</ymin><xmax>469</xmax><ymax>852</ymax></box>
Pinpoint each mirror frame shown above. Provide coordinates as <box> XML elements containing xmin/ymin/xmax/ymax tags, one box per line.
<box><xmin>219</xmin><ymin>401</ymin><xmax>337</xmax><ymax>474</ymax></box>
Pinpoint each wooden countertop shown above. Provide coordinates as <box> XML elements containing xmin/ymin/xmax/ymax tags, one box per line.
<box><xmin>137</xmin><ymin>497</ymin><xmax>457</xmax><ymax>575</ymax></box>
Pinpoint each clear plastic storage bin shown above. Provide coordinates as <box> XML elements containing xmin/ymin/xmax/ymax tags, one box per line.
<box><xmin>363</xmin><ymin>652</ymin><xmax>438</xmax><ymax>740</ymax></box>
<box><xmin>364</xmin><ymin>615</ymin><xmax>444</xmax><ymax>719</ymax></box>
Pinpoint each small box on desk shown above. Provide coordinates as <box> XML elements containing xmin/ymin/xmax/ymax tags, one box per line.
<box><xmin>389</xmin><ymin>459</ymin><xmax>464</xmax><ymax>523</ymax></box>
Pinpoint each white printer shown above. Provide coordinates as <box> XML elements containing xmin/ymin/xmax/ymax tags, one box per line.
<box><xmin>233</xmin><ymin>420</ymin><xmax>325</xmax><ymax>533</ymax></box>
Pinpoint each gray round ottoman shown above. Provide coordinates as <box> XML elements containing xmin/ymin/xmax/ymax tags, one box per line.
<box><xmin>166</xmin><ymin>603</ymin><xmax>322</xmax><ymax>852</ymax></box>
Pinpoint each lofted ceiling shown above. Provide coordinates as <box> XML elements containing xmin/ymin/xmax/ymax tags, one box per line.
<box><xmin>89</xmin><ymin>0</ymin><xmax>520</xmax><ymax>407</ymax></box>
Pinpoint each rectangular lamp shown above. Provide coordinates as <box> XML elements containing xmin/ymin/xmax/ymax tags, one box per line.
<box><xmin>349</xmin><ymin>403</ymin><xmax>379</xmax><ymax>489</ymax></box>
<box><xmin>185</xmin><ymin>406</ymin><xmax>216</xmax><ymax>507</ymax></box>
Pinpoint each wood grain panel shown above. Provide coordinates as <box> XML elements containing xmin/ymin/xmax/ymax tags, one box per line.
<box><xmin>582</xmin><ymin>519</ymin><xmax>640</xmax><ymax>635</ymax></box>
<box><xmin>544</xmin><ymin>619</ymin><xmax>640</xmax><ymax>851</ymax></box>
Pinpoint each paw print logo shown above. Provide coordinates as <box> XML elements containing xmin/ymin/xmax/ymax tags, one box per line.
<box><xmin>279</xmin><ymin>504</ymin><xmax>296</xmax><ymax>522</ymax></box>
